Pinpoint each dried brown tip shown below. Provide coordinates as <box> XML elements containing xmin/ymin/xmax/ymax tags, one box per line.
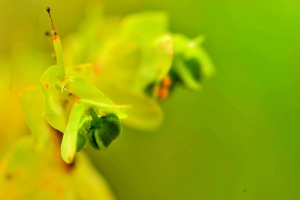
<box><xmin>45</xmin><ymin>7</ymin><xmax>57</xmax><ymax>35</ymax></box>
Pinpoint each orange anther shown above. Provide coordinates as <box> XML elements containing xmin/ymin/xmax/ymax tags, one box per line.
<box><xmin>158</xmin><ymin>87</ymin><xmax>169</xmax><ymax>100</ymax></box>
<box><xmin>53</xmin><ymin>35</ymin><xmax>58</xmax><ymax>41</ymax></box>
<box><xmin>162</xmin><ymin>76</ymin><xmax>172</xmax><ymax>87</ymax></box>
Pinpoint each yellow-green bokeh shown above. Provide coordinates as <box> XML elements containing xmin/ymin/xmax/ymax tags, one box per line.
<box><xmin>1</xmin><ymin>0</ymin><xmax>299</xmax><ymax>199</ymax></box>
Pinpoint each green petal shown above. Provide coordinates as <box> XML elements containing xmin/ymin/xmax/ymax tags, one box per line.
<box><xmin>96</xmin><ymin>83</ymin><xmax>163</xmax><ymax>131</ymax></box>
<box><xmin>67</xmin><ymin>76</ymin><xmax>114</xmax><ymax>105</ymax></box>
<box><xmin>61</xmin><ymin>103</ymin><xmax>85</xmax><ymax>164</ymax></box>
<box><xmin>120</xmin><ymin>11</ymin><xmax>169</xmax><ymax>42</ymax></box>
<box><xmin>20</xmin><ymin>87</ymin><xmax>51</xmax><ymax>150</ymax></box>
<box><xmin>132</xmin><ymin>34</ymin><xmax>174</xmax><ymax>93</ymax></box>
<box><xmin>173</xmin><ymin>57</ymin><xmax>201</xmax><ymax>90</ymax></box>
<box><xmin>40</xmin><ymin>65</ymin><xmax>67</xmax><ymax>132</ymax></box>
<box><xmin>79</xmin><ymin>99</ymin><xmax>130</xmax><ymax>119</ymax></box>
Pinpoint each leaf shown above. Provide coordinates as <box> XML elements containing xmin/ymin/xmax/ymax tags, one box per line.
<box><xmin>61</xmin><ymin>103</ymin><xmax>85</xmax><ymax>164</ymax></box>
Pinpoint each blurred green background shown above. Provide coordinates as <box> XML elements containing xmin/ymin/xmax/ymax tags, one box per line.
<box><xmin>1</xmin><ymin>0</ymin><xmax>300</xmax><ymax>199</ymax></box>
